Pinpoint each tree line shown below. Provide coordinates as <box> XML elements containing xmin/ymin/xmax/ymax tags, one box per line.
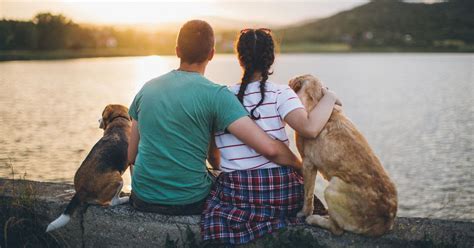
<box><xmin>0</xmin><ymin>13</ymin><xmax>177</xmax><ymax>52</ymax></box>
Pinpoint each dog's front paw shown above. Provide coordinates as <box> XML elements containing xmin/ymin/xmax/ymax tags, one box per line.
<box><xmin>111</xmin><ymin>196</ymin><xmax>129</xmax><ymax>206</ymax></box>
<box><xmin>297</xmin><ymin>210</ymin><xmax>306</xmax><ymax>218</ymax></box>
<box><xmin>118</xmin><ymin>196</ymin><xmax>129</xmax><ymax>204</ymax></box>
<box><xmin>297</xmin><ymin>206</ymin><xmax>314</xmax><ymax>218</ymax></box>
<box><xmin>296</xmin><ymin>210</ymin><xmax>306</xmax><ymax>218</ymax></box>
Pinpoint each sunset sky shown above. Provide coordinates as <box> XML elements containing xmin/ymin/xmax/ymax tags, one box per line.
<box><xmin>1</xmin><ymin>0</ymin><xmax>441</xmax><ymax>26</ymax></box>
<box><xmin>1</xmin><ymin>0</ymin><xmax>368</xmax><ymax>26</ymax></box>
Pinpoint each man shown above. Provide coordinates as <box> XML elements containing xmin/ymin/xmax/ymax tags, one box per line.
<box><xmin>127</xmin><ymin>20</ymin><xmax>301</xmax><ymax>215</ymax></box>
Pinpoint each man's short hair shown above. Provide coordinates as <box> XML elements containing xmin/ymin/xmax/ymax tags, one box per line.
<box><xmin>177</xmin><ymin>20</ymin><xmax>215</xmax><ymax>64</ymax></box>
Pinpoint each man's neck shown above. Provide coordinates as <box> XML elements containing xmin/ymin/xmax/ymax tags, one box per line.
<box><xmin>178</xmin><ymin>61</ymin><xmax>207</xmax><ymax>75</ymax></box>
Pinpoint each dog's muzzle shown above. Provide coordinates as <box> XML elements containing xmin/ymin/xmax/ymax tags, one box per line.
<box><xmin>98</xmin><ymin>117</ymin><xmax>104</xmax><ymax>129</ymax></box>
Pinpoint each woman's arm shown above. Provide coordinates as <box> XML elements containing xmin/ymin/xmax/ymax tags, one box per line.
<box><xmin>285</xmin><ymin>89</ymin><xmax>339</xmax><ymax>138</ymax></box>
<box><xmin>128</xmin><ymin>119</ymin><xmax>140</xmax><ymax>176</ymax></box>
<box><xmin>207</xmin><ymin>135</ymin><xmax>220</xmax><ymax>170</ymax></box>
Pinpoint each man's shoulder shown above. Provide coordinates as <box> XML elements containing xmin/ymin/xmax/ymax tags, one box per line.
<box><xmin>195</xmin><ymin>78</ymin><xmax>231</xmax><ymax>97</ymax></box>
<box><xmin>198</xmin><ymin>76</ymin><xmax>225</xmax><ymax>89</ymax></box>
<box><xmin>138</xmin><ymin>71</ymin><xmax>173</xmax><ymax>91</ymax></box>
<box><xmin>149</xmin><ymin>70</ymin><xmax>177</xmax><ymax>84</ymax></box>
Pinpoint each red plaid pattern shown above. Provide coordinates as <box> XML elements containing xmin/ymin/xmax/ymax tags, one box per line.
<box><xmin>200</xmin><ymin>167</ymin><xmax>305</xmax><ymax>245</ymax></box>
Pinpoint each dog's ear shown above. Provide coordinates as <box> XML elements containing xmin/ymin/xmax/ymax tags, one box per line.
<box><xmin>289</xmin><ymin>75</ymin><xmax>326</xmax><ymax>110</ymax></box>
<box><xmin>116</xmin><ymin>105</ymin><xmax>130</xmax><ymax>119</ymax></box>
<box><xmin>100</xmin><ymin>104</ymin><xmax>130</xmax><ymax>130</ymax></box>
<box><xmin>100</xmin><ymin>105</ymin><xmax>113</xmax><ymax>130</ymax></box>
<box><xmin>289</xmin><ymin>76</ymin><xmax>306</xmax><ymax>93</ymax></box>
<box><xmin>305</xmin><ymin>76</ymin><xmax>324</xmax><ymax>103</ymax></box>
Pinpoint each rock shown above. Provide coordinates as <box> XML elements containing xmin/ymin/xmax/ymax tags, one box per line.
<box><xmin>1</xmin><ymin>179</ymin><xmax>473</xmax><ymax>247</ymax></box>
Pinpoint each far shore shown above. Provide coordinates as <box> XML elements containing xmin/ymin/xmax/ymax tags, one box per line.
<box><xmin>1</xmin><ymin>45</ymin><xmax>473</xmax><ymax>61</ymax></box>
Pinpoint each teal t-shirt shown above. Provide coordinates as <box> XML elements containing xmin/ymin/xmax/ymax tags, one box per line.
<box><xmin>129</xmin><ymin>70</ymin><xmax>248</xmax><ymax>205</ymax></box>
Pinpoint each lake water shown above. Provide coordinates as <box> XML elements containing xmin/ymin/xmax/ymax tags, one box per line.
<box><xmin>0</xmin><ymin>54</ymin><xmax>472</xmax><ymax>221</ymax></box>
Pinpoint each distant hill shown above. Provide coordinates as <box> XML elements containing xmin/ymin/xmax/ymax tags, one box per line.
<box><xmin>278</xmin><ymin>0</ymin><xmax>474</xmax><ymax>50</ymax></box>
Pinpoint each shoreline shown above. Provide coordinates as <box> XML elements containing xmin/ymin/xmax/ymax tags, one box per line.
<box><xmin>1</xmin><ymin>47</ymin><xmax>473</xmax><ymax>62</ymax></box>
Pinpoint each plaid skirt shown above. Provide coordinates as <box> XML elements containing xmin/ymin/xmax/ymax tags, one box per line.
<box><xmin>200</xmin><ymin>167</ymin><xmax>305</xmax><ymax>245</ymax></box>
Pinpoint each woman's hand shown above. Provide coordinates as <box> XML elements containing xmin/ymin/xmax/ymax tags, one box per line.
<box><xmin>322</xmin><ymin>87</ymin><xmax>342</xmax><ymax>106</ymax></box>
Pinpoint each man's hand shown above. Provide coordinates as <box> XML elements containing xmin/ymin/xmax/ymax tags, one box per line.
<box><xmin>128</xmin><ymin>119</ymin><xmax>140</xmax><ymax>177</ymax></box>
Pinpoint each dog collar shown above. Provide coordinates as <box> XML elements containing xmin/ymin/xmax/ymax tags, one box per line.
<box><xmin>110</xmin><ymin>115</ymin><xmax>131</xmax><ymax>123</ymax></box>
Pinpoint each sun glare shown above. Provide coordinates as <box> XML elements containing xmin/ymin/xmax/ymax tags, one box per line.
<box><xmin>57</xmin><ymin>0</ymin><xmax>218</xmax><ymax>25</ymax></box>
<box><xmin>1</xmin><ymin>0</ymin><xmax>372</xmax><ymax>27</ymax></box>
<box><xmin>133</xmin><ymin>56</ymin><xmax>176</xmax><ymax>93</ymax></box>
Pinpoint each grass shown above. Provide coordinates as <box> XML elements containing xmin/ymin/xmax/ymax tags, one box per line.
<box><xmin>0</xmin><ymin>159</ymin><xmax>63</xmax><ymax>247</ymax></box>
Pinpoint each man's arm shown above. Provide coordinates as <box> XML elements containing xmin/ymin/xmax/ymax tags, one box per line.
<box><xmin>128</xmin><ymin>119</ymin><xmax>140</xmax><ymax>176</ymax></box>
<box><xmin>227</xmin><ymin>116</ymin><xmax>302</xmax><ymax>173</ymax></box>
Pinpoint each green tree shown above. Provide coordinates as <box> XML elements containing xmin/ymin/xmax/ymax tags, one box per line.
<box><xmin>0</xmin><ymin>21</ymin><xmax>38</xmax><ymax>50</ymax></box>
<box><xmin>33</xmin><ymin>13</ymin><xmax>72</xmax><ymax>50</ymax></box>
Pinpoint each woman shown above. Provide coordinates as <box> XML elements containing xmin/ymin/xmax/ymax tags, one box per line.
<box><xmin>201</xmin><ymin>28</ymin><xmax>340</xmax><ymax>245</ymax></box>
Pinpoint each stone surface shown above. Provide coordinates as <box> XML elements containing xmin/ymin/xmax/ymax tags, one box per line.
<box><xmin>1</xmin><ymin>178</ymin><xmax>473</xmax><ymax>247</ymax></box>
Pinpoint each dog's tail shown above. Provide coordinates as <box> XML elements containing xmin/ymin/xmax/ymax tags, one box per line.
<box><xmin>46</xmin><ymin>193</ymin><xmax>81</xmax><ymax>232</ymax></box>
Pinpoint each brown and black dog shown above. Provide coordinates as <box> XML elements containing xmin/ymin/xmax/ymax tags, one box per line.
<box><xmin>289</xmin><ymin>75</ymin><xmax>398</xmax><ymax>236</ymax></box>
<box><xmin>46</xmin><ymin>104</ymin><xmax>131</xmax><ymax>232</ymax></box>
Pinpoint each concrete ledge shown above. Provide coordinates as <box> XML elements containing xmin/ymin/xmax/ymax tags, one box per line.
<box><xmin>1</xmin><ymin>178</ymin><xmax>473</xmax><ymax>247</ymax></box>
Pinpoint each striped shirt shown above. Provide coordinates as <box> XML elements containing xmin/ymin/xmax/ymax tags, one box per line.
<box><xmin>215</xmin><ymin>81</ymin><xmax>304</xmax><ymax>172</ymax></box>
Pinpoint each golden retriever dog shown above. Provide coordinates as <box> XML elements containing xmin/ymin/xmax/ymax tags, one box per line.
<box><xmin>46</xmin><ymin>104</ymin><xmax>131</xmax><ymax>232</ymax></box>
<box><xmin>289</xmin><ymin>75</ymin><xmax>398</xmax><ymax>236</ymax></box>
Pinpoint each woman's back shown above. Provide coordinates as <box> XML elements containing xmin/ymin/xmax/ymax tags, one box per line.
<box><xmin>215</xmin><ymin>81</ymin><xmax>304</xmax><ymax>172</ymax></box>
